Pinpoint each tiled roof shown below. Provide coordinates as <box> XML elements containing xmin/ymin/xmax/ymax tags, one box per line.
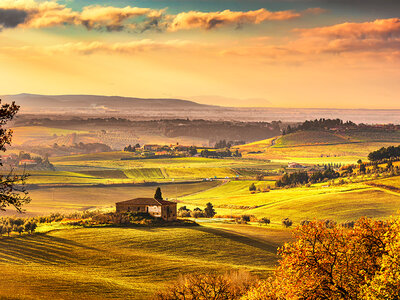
<box><xmin>116</xmin><ymin>198</ymin><xmax>176</xmax><ymax>206</ymax></box>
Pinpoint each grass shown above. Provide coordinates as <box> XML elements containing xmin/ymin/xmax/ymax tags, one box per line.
<box><xmin>0</xmin><ymin>224</ymin><xmax>291</xmax><ymax>299</ymax></box>
<box><xmin>179</xmin><ymin>178</ymin><xmax>400</xmax><ymax>224</ymax></box>
<box><xmin>236</xmin><ymin>130</ymin><xmax>400</xmax><ymax>164</ymax></box>
<box><xmin>12</xmin><ymin>181</ymin><xmax>221</xmax><ymax>216</ymax></box>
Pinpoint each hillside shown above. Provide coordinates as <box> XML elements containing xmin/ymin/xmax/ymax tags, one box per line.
<box><xmin>3</xmin><ymin>94</ymin><xmax>211</xmax><ymax>114</ymax></box>
<box><xmin>236</xmin><ymin>129</ymin><xmax>400</xmax><ymax>164</ymax></box>
<box><xmin>0</xmin><ymin>224</ymin><xmax>291</xmax><ymax>299</ymax></box>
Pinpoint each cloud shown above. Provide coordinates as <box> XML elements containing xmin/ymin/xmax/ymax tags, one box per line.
<box><xmin>168</xmin><ymin>8</ymin><xmax>301</xmax><ymax>31</ymax></box>
<box><xmin>0</xmin><ymin>8</ymin><xmax>28</xmax><ymax>29</ymax></box>
<box><xmin>0</xmin><ymin>39</ymin><xmax>196</xmax><ymax>56</ymax></box>
<box><xmin>79</xmin><ymin>5</ymin><xmax>165</xmax><ymax>32</ymax></box>
<box><xmin>220</xmin><ymin>18</ymin><xmax>400</xmax><ymax>64</ymax></box>
<box><xmin>296</xmin><ymin>18</ymin><xmax>400</xmax><ymax>39</ymax></box>
<box><xmin>0</xmin><ymin>0</ymin><xmax>323</xmax><ymax>32</ymax></box>
<box><xmin>0</xmin><ymin>0</ymin><xmax>78</xmax><ymax>28</ymax></box>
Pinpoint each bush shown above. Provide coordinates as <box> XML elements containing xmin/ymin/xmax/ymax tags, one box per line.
<box><xmin>191</xmin><ymin>210</ymin><xmax>205</xmax><ymax>218</ymax></box>
<box><xmin>282</xmin><ymin>218</ymin><xmax>293</xmax><ymax>228</ymax></box>
<box><xmin>154</xmin><ymin>270</ymin><xmax>257</xmax><ymax>300</ymax></box>
<box><xmin>258</xmin><ymin>217</ymin><xmax>270</xmax><ymax>226</ymax></box>
<box><xmin>249</xmin><ymin>183</ymin><xmax>256</xmax><ymax>192</ymax></box>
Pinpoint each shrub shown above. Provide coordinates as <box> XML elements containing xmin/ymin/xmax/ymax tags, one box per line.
<box><xmin>154</xmin><ymin>270</ymin><xmax>257</xmax><ymax>300</ymax></box>
<box><xmin>191</xmin><ymin>210</ymin><xmax>205</xmax><ymax>218</ymax></box>
<box><xmin>259</xmin><ymin>217</ymin><xmax>270</xmax><ymax>226</ymax></box>
<box><xmin>249</xmin><ymin>183</ymin><xmax>256</xmax><ymax>192</ymax></box>
<box><xmin>282</xmin><ymin>218</ymin><xmax>293</xmax><ymax>228</ymax></box>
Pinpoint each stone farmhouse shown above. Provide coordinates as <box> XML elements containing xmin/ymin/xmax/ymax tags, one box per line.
<box><xmin>116</xmin><ymin>198</ymin><xmax>177</xmax><ymax>221</ymax></box>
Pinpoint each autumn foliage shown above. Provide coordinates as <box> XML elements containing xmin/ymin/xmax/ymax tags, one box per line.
<box><xmin>156</xmin><ymin>217</ymin><xmax>400</xmax><ymax>299</ymax></box>
<box><xmin>244</xmin><ymin>217</ymin><xmax>400</xmax><ymax>300</ymax></box>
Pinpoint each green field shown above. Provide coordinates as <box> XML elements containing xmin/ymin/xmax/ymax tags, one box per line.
<box><xmin>15</xmin><ymin>181</ymin><xmax>220</xmax><ymax>216</ymax></box>
<box><xmin>179</xmin><ymin>178</ymin><xmax>400</xmax><ymax>224</ymax></box>
<box><xmin>236</xmin><ymin>130</ymin><xmax>400</xmax><ymax>164</ymax></box>
<box><xmin>0</xmin><ymin>223</ymin><xmax>291</xmax><ymax>299</ymax></box>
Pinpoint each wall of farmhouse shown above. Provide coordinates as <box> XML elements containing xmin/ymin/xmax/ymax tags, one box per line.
<box><xmin>161</xmin><ymin>204</ymin><xmax>177</xmax><ymax>221</ymax></box>
<box><xmin>116</xmin><ymin>203</ymin><xmax>177</xmax><ymax>221</ymax></box>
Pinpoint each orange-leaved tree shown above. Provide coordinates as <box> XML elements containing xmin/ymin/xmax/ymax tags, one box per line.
<box><xmin>244</xmin><ymin>217</ymin><xmax>399</xmax><ymax>300</ymax></box>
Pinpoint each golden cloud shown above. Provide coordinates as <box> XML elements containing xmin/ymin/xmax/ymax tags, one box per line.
<box><xmin>0</xmin><ymin>0</ymin><xmax>322</xmax><ymax>32</ymax></box>
<box><xmin>168</xmin><ymin>8</ymin><xmax>301</xmax><ymax>31</ymax></box>
<box><xmin>0</xmin><ymin>39</ymin><xmax>196</xmax><ymax>56</ymax></box>
<box><xmin>296</xmin><ymin>18</ymin><xmax>400</xmax><ymax>39</ymax></box>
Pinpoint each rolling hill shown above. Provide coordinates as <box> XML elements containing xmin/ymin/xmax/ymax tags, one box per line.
<box><xmin>236</xmin><ymin>129</ymin><xmax>400</xmax><ymax>164</ymax></box>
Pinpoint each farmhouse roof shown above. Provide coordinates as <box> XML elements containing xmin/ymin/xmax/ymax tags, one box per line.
<box><xmin>116</xmin><ymin>198</ymin><xmax>175</xmax><ymax>206</ymax></box>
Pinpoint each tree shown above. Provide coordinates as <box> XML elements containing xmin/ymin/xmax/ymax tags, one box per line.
<box><xmin>282</xmin><ymin>218</ymin><xmax>293</xmax><ymax>228</ymax></box>
<box><xmin>249</xmin><ymin>183</ymin><xmax>256</xmax><ymax>192</ymax></box>
<box><xmin>204</xmin><ymin>202</ymin><xmax>216</xmax><ymax>218</ymax></box>
<box><xmin>259</xmin><ymin>217</ymin><xmax>270</xmax><ymax>226</ymax></box>
<box><xmin>243</xmin><ymin>218</ymin><xmax>396</xmax><ymax>300</ymax></box>
<box><xmin>154</xmin><ymin>187</ymin><xmax>163</xmax><ymax>200</ymax></box>
<box><xmin>0</xmin><ymin>100</ymin><xmax>30</xmax><ymax>212</ymax></box>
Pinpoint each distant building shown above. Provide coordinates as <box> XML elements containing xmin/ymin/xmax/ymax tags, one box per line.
<box><xmin>143</xmin><ymin>144</ymin><xmax>162</xmax><ymax>151</ymax></box>
<box><xmin>18</xmin><ymin>159</ymin><xmax>37</xmax><ymax>166</ymax></box>
<box><xmin>115</xmin><ymin>198</ymin><xmax>177</xmax><ymax>221</ymax></box>
<box><xmin>288</xmin><ymin>162</ymin><xmax>304</xmax><ymax>168</ymax></box>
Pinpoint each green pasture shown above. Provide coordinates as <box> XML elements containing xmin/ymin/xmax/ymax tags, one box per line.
<box><xmin>0</xmin><ymin>224</ymin><xmax>291</xmax><ymax>299</ymax></box>
<box><xmin>179</xmin><ymin>179</ymin><xmax>400</xmax><ymax>224</ymax></box>
<box><xmin>236</xmin><ymin>131</ymin><xmax>400</xmax><ymax>164</ymax></box>
<box><xmin>16</xmin><ymin>181</ymin><xmax>221</xmax><ymax>216</ymax></box>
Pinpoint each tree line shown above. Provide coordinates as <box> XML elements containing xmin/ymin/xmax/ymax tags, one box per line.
<box><xmin>276</xmin><ymin>168</ymin><xmax>339</xmax><ymax>187</ymax></box>
<box><xmin>283</xmin><ymin>118</ymin><xmax>356</xmax><ymax>135</ymax></box>
<box><xmin>368</xmin><ymin>145</ymin><xmax>400</xmax><ymax>161</ymax></box>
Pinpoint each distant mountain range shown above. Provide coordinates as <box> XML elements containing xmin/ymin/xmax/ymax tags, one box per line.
<box><xmin>3</xmin><ymin>93</ymin><xmax>400</xmax><ymax>124</ymax></box>
<box><xmin>2</xmin><ymin>93</ymin><xmax>211</xmax><ymax>113</ymax></box>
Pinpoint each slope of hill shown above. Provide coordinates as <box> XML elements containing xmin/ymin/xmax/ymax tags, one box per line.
<box><xmin>236</xmin><ymin>130</ymin><xmax>400</xmax><ymax>164</ymax></box>
<box><xmin>0</xmin><ymin>224</ymin><xmax>290</xmax><ymax>299</ymax></box>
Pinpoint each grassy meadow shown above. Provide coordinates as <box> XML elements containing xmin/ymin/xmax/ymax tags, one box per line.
<box><xmin>178</xmin><ymin>177</ymin><xmax>400</xmax><ymax>224</ymax></box>
<box><xmin>0</xmin><ymin>223</ymin><xmax>291</xmax><ymax>299</ymax></box>
<box><xmin>236</xmin><ymin>130</ymin><xmax>400</xmax><ymax>164</ymax></box>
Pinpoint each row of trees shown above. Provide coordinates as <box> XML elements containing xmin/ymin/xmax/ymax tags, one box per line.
<box><xmin>368</xmin><ymin>145</ymin><xmax>400</xmax><ymax>161</ymax></box>
<box><xmin>178</xmin><ymin>203</ymin><xmax>216</xmax><ymax>218</ymax></box>
<box><xmin>200</xmin><ymin>149</ymin><xmax>241</xmax><ymax>158</ymax></box>
<box><xmin>123</xmin><ymin>144</ymin><xmax>141</xmax><ymax>152</ymax></box>
<box><xmin>276</xmin><ymin>168</ymin><xmax>339</xmax><ymax>187</ymax></box>
<box><xmin>214</xmin><ymin>140</ymin><xmax>245</xmax><ymax>149</ymax></box>
<box><xmin>283</xmin><ymin>118</ymin><xmax>356</xmax><ymax>135</ymax></box>
<box><xmin>0</xmin><ymin>217</ymin><xmax>37</xmax><ymax>236</ymax></box>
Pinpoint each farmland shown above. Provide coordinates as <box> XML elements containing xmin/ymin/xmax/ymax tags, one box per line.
<box><xmin>178</xmin><ymin>177</ymin><xmax>400</xmax><ymax>224</ymax></box>
<box><xmin>0</xmin><ymin>223</ymin><xmax>292</xmax><ymax>299</ymax></box>
<box><xmin>236</xmin><ymin>130</ymin><xmax>400</xmax><ymax>164</ymax></box>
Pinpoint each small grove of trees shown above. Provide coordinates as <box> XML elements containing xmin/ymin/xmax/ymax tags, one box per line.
<box><xmin>214</xmin><ymin>140</ymin><xmax>246</xmax><ymax>149</ymax></box>
<box><xmin>155</xmin><ymin>270</ymin><xmax>257</xmax><ymax>300</ymax></box>
<box><xmin>177</xmin><ymin>203</ymin><xmax>216</xmax><ymax>218</ymax></box>
<box><xmin>368</xmin><ymin>145</ymin><xmax>400</xmax><ymax>161</ymax></box>
<box><xmin>283</xmin><ymin>118</ymin><xmax>356</xmax><ymax>135</ymax></box>
<box><xmin>0</xmin><ymin>217</ymin><xmax>37</xmax><ymax>236</ymax></box>
<box><xmin>276</xmin><ymin>168</ymin><xmax>339</xmax><ymax>188</ymax></box>
<box><xmin>123</xmin><ymin>144</ymin><xmax>140</xmax><ymax>152</ymax></box>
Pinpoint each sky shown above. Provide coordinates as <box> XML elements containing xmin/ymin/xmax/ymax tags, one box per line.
<box><xmin>0</xmin><ymin>0</ymin><xmax>400</xmax><ymax>108</ymax></box>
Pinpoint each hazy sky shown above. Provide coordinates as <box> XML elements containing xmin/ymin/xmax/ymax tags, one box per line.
<box><xmin>0</xmin><ymin>0</ymin><xmax>400</xmax><ymax>108</ymax></box>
